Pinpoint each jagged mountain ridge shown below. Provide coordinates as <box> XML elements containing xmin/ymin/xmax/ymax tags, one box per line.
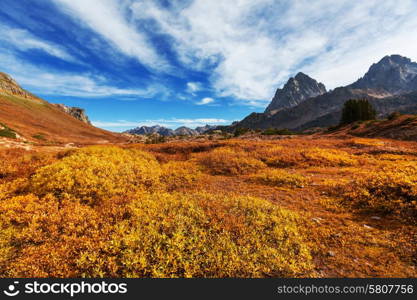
<box><xmin>125</xmin><ymin>125</ymin><xmax>175</xmax><ymax>136</ymax></box>
<box><xmin>125</xmin><ymin>124</ymin><xmax>216</xmax><ymax>136</ymax></box>
<box><xmin>265</xmin><ymin>72</ymin><xmax>326</xmax><ymax>114</ymax></box>
<box><xmin>349</xmin><ymin>55</ymin><xmax>417</xmax><ymax>94</ymax></box>
<box><xmin>235</xmin><ymin>55</ymin><xmax>417</xmax><ymax>131</ymax></box>
<box><xmin>195</xmin><ymin>124</ymin><xmax>217</xmax><ymax>134</ymax></box>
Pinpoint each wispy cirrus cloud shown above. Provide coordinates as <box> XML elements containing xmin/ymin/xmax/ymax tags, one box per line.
<box><xmin>51</xmin><ymin>0</ymin><xmax>170</xmax><ymax>72</ymax></box>
<box><xmin>0</xmin><ymin>24</ymin><xmax>76</xmax><ymax>62</ymax></box>
<box><xmin>0</xmin><ymin>51</ymin><xmax>165</xmax><ymax>98</ymax></box>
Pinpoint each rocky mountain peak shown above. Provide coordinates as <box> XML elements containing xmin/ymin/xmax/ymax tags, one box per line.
<box><xmin>174</xmin><ymin>126</ymin><xmax>198</xmax><ymax>136</ymax></box>
<box><xmin>350</xmin><ymin>54</ymin><xmax>417</xmax><ymax>94</ymax></box>
<box><xmin>0</xmin><ymin>72</ymin><xmax>36</xmax><ymax>99</ymax></box>
<box><xmin>265</xmin><ymin>72</ymin><xmax>326</xmax><ymax>114</ymax></box>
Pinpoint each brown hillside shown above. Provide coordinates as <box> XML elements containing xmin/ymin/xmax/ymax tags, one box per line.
<box><xmin>325</xmin><ymin>114</ymin><xmax>417</xmax><ymax>141</ymax></box>
<box><xmin>0</xmin><ymin>72</ymin><xmax>126</xmax><ymax>145</ymax></box>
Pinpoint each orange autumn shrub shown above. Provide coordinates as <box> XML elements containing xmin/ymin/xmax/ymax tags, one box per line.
<box><xmin>265</xmin><ymin>147</ymin><xmax>358</xmax><ymax>168</ymax></box>
<box><xmin>29</xmin><ymin>146</ymin><xmax>162</xmax><ymax>205</ymax></box>
<box><xmin>329</xmin><ymin>163</ymin><xmax>417</xmax><ymax>221</ymax></box>
<box><xmin>0</xmin><ymin>149</ymin><xmax>56</xmax><ymax>183</ymax></box>
<box><xmin>0</xmin><ymin>193</ymin><xmax>129</xmax><ymax>277</ymax></box>
<box><xmin>196</xmin><ymin>147</ymin><xmax>266</xmax><ymax>175</ymax></box>
<box><xmin>248</xmin><ymin>169</ymin><xmax>308</xmax><ymax>188</ymax></box>
<box><xmin>160</xmin><ymin>161</ymin><xmax>201</xmax><ymax>191</ymax></box>
<box><xmin>301</xmin><ymin>148</ymin><xmax>358</xmax><ymax>167</ymax></box>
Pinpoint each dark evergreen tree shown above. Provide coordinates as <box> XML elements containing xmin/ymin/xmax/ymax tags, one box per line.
<box><xmin>340</xmin><ymin>99</ymin><xmax>376</xmax><ymax>125</ymax></box>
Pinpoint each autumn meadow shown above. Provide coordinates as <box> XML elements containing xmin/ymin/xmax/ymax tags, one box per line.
<box><xmin>0</xmin><ymin>135</ymin><xmax>416</xmax><ymax>278</ymax></box>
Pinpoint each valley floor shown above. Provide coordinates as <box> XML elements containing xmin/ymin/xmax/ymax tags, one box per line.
<box><xmin>0</xmin><ymin>135</ymin><xmax>416</xmax><ymax>277</ymax></box>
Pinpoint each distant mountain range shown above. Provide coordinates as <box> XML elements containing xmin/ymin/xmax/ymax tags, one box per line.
<box><xmin>124</xmin><ymin>124</ymin><xmax>217</xmax><ymax>136</ymax></box>
<box><xmin>234</xmin><ymin>54</ymin><xmax>417</xmax><ymax>131</ymax></box>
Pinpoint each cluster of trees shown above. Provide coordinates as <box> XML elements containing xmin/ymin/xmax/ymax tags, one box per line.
<box><xmin>340</xmin><ymin>99</ymin><xmax>376</xmax><ymax>125</ymax></box>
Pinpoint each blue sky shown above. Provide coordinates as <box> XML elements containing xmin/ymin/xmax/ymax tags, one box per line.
<box><xmin>1</xmin><ymin>0</ymin><xmax>417</xmax><ymax>131</ymax></box>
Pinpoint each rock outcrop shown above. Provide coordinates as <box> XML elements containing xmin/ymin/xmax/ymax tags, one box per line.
<box><xmin>0</xmin><ymin>72</ymin><xmax>36</xmax><ymax>99</ymax></box>
<box><xmin>53</xmin><ymin>104</ymin><xmax>91</xmax><ymax>125</ymax></box>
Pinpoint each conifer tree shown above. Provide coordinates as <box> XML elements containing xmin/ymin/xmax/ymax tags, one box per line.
<box><xmin>340</xmin><ymin>99</ymin><xmax>376</xmax><ymax>125</ymax></box>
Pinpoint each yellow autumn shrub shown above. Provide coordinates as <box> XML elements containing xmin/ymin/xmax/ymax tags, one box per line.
<box><xmin>0</xmin><ymin>178</ymin><xmax>28</xmax><ymax>201</ymax></box>
<box><xmin>29</xmin><ymin>146</ymin><xmax>161</xmax><ymax>205</ymax></box>
<box><xmin>349</xmin><ymin>138</ymin><xmax>386</xmax><ymax>148</ymax></box>
<box><xmin>78</xmin><ymin>192</ymin><xmax>313</xmax><ymax>278</ymax></box>
<box><xmin>248</xmin><ymin>169</ymin><xmax>308</xmax><ymax>187</ymax></box>
<box><xmin>302</xmin><ymin>148</ymin><xmax>358</xmax><ymax>167</ymax></box>
<box><xmin>332</xmin><ymin>164</ymin><xmax>417</xmax><ymax>221</ymax></box>
<box><xmin>196</xmin><ymin>147</ymin><xmax>266</xmax><ymax>175</ymax></box>
<box><xmin>0</xmin><ymin>191</ymin><xmax>313</xmax><ymax>277</ymax></box>
<box><xmin>160</xmin><ymin>161</ymin><xmax>201</xmax><ymax>191</ymax></box>
<box><xmin>265</xmin><ymin>147</ymin><xmax>358</xmax><ymax>168</ymax></box>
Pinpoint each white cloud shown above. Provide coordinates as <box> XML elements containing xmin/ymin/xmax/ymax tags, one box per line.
<box><xmin>196</xmin><ymin>97</ymin><xmax>214</xmax><ymax>105</ymax></box>
<box><xmin>0</xmin><ymin>24</ymin><xmax>75</xmax><ymax>62</ymax></box>
<box><xmin>52</xmin><ymin>0</ymin><xmax>170</xmax><ymax>72</ymax></box>
<box><xmin>186</xmin><ymin>82</ymin><xmax>202</xmax><ymax>94</ymax></box>
<box><xmin>93</xmin><ymin>118</ymin><xmax>231</xmax><ymax>131</ymax></box>
<box><xmin>131</xmin><ymin>0</ymin><xmax>417</xmax><ymax>101</ymax></box>
<box><xmin>0</xmin><ymin>51</ymin><xmax>162</xmax><ymax>98</ymax></box>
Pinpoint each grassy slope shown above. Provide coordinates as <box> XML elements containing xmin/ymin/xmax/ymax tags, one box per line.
<box><xmin>327</xmin><ymin>114</ymin><xmax>417</xmax><ymax>141</ymax></box>
<box><xmin>0</xmin><ymin>93</ymin><xmax>126</xmax><ymax>145</ymax></box>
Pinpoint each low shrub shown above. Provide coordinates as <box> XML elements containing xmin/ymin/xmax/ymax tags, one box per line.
<box><xmin>388</xmin><ymin>112</ymin><xmax>401</xmax><ymax>121</ymax></box>
<box><xmin>29</xmin><ymin>146</ymin><xmax>162</xmax><ymax>205</ymax></box>
<box><xmin>330</xmin><ymin>165</ymin><xmax>417</xmax><ymax>222</ymax></box>
<box><xmin>160</xmin><ymin>161</ymin><xmax>201</xmax><ymax>191</ymax></box>
<box><xmin>0</xmin><ymin>123</ymin><xmax>16</xmax><ymax>139</ymax></box>
<box><xmin>87</xmin><ymin>192</ymin><xmax>313</xmax><ymax>277</ymax></box>
<box><xmin>264</xmin><ymin>148</ymin><xmax>358</xmax><ymax>168</ymax></box>
<box><xmin>0</xmin><ymin>149</ymin><xmax>56</xmax><ymax>183</ymax></box>
<box><xmin>0</xmin><ymin>194</ymin><xmax>117</xmax><ymax>277</ymax></box>
<box><xmin>196</xmin><ymin>147</ymin><xmax>266</xmax><ymax>175</ymax></box>
<box><xmin>0</xmin><ymin>192</ymin><xmax>313</xmax><ymax>277</ymax></box>
<box><xmin>301</xmin><ymin>148</ymin><xmax>358</xmax><ymax>167</ymax></box>
<box><xmin>248</xmin><ymin>169</ymin><xmax>307</xmax><ymax>187</ymax></box>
